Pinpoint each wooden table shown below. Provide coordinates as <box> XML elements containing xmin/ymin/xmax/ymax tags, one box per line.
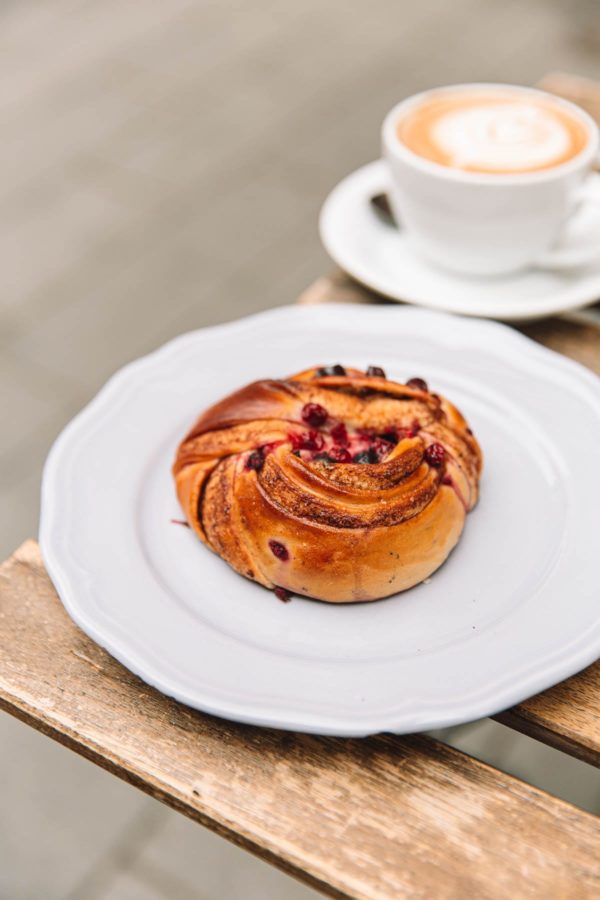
<box><xmin>1</xmin><ymin>73</ymin><xmax>600</xmax><ymax>898</ymax></box>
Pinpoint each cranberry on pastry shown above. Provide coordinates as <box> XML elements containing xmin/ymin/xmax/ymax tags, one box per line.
<box><xmin>172</xmin><ymin>365</ymin><xmax>482</xmax><ymax>603</ymax></box>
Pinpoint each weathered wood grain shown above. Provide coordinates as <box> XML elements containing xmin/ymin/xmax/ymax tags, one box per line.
<box><xmin>0</xmin><ymin>541</ymin><xmax>599</xmax><ymax>899</ymax></box>
<box><xmin>495</xmin><ymin>663</ymin><xmax>600</xmax><ymax>768</ymax></box>
<box><xmin>519</xmin><ymin>317</ymin><xmax>600</xmax><ymax>377</ymax></box>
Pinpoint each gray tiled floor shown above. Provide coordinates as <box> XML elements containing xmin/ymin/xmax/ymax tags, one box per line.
<box><xmin>2</xmin><ymin>1</ymin><xmax>600</xmax><ymax>897</ymax></box>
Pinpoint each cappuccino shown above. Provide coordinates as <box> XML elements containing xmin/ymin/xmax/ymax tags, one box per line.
<box><xmin>396</xmin><ymin>90</ymin><xmax>589</xmax><ymax>174</ymax></box>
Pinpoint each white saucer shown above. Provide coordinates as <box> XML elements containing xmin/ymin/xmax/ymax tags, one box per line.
<box><xmin>40</xmin><ymin>305</ymin><xmax>600</xmax><ymax>736</ymax></box>
<box><xmin>319</xmin><ymin>160</ymin><xmax>600</xmax><ymax>321</ymax></box>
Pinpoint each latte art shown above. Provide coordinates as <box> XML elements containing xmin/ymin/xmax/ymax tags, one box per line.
<box><xmin>397</xmin><ymin>92</ymin><xmax>589</xmax><ymax>174</ymax></box>
<box><xmin>433</xmin><ymin>103</ymin><xmax>571</xmax><ymax>172</ymax></box>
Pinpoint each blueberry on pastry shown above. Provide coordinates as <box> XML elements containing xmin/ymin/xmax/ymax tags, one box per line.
<box><xmin>172</xmin><ymin>365</ymin><xmax>482</xmax><ymax>603</ymax></box>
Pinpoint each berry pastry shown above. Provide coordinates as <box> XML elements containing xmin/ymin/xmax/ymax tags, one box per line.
<box><xmin>173</xmin><ymin>365</ymin><xmax>482</xmax><ymax>602</ymax></box>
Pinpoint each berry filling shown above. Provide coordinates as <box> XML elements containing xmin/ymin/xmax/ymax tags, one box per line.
<box><xmin>424</xmin><ymin>443</ymin><xmax>446</xmax><ymax>467</ymax></box>
<box><xmin>316</xmin><ymin>364</ymin><xmax>346</xmax><ymax>376</ymax></box>
<box><xmin>328</xmin><ymin>446</ymin><xmax>352</xmax><ymax>463</ymax></box>
<box><xmin>274</xmin><ymin>586</ymin><xmax>292</xmax><ymax>603</ymax></box>
<box><xmin>245</xmin><ymin>448</ymin><xmax>265</xmax><ymax>471</ymax></box>
<box><xmin>240</xmin><ymin>366</ymin><xmax>450</xmax><ymax>479</ymax></box>
<box><xmin>301</xmin><ymin>402</ymin><xmax>328</xmax><ymax>427</ymax></box>
<box><xmin>330</xmin><ymin>422</ymin><xmax>349</xmax><ymax>446</ymax></box>
<box><xmin>288</xmin><ymin>431</ymin><xmax>325</xmax><ymax>451</ymax></box>
<box><xmin>269</xmin><ymin>540</ymin><xmax>290</xmax><ymax>561</ymax></box>
<box><xmin>353</xmin><ymin>449</ymin><xmax>377</xmax><ymax>464</ymax></box>
<box><xmin>245</xmin><ymin>441</ymin><xmax>285</xmax><ymax>471</ymax></box>
<box><xmin>244</xmin><ymin>422</ymin><xmax>432</xmax><ymax>470</ymax></box>
<box><xmin>302</xmin><ymin>431</ymin><xmax>325</xmax><ymax>451</ymax></box>
<box><xmin>406</xmin><ymin>377</ymin><xmax>428</xmax><ymax>391</ymax></box>
<box><xmin>370</xmin><ymin>437</ymin><xmax>395</xmax><ymax>461</ymax></box>
<box><xmin>285</xmin><ymin>418</ymin><xmax>422</xmax><ymax>465</ymax></box>
<box><xmin>402</xmin><ymin>420</ymin><xmax>420</xmax><ymax>438</ymax></box>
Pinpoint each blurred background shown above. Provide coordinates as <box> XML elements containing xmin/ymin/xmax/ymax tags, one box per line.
<box><xmin>1</xmin><ymin>1</ymin><xmax>599</xmax><ymax>897</ymax></box>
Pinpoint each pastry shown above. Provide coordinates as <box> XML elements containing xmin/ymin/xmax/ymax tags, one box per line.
<box><xmin>173</xmin><ymin>364</ymin><xmax>482</xmax><ymax>603</ymax></box>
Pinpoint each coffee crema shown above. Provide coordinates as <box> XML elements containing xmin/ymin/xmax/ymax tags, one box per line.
<box><xmin>396</xmin><ymin>91</ymin><xmax>589</xmax><ymax>174</ymax></box>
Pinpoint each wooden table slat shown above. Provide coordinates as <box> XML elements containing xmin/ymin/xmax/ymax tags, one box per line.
<box><xmin>495</xmin><ymin>663</ymin><xmax>600</xmax><ymax>767</ymax></box>
<box><xmin>1</xmin><ymin>541</ymin><xmax>599</xmax><ymax>899</ymax></box>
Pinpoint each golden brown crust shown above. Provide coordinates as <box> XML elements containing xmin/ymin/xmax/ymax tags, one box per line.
<box><xmin>173</xmin><ymin>366</ymin><xmax>482</xmax><ymax>602</ymax></box>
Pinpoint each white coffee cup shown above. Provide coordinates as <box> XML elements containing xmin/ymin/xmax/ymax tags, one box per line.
<box><xmin>382</xmin><ymin>84</ymin><xmax>600</xmax><ymax>276</ymax></box>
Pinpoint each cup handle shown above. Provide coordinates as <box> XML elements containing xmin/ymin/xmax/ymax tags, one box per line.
<box><xmin>535</xmin><ymin>175</ymin><xmax>600</xmax><ymax>270</ymax></box>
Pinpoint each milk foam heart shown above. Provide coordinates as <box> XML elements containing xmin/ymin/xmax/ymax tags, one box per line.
<box><xmin>396</xmin><ymin>91</ymin><xmax>589</xmax><ymax>174</ymax></box>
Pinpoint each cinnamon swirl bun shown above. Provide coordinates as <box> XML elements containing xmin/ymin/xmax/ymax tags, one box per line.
<box><xmin>173</xmin><ymin>365</ymin><xmax>482</xmax><ymax>603</ymax></box>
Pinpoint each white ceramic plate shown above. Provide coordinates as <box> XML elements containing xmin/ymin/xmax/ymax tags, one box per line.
<box><xmin>41</xmin><ymin>305</ymin><xmax>600</xmax><ymax>736</ymax></box>
<box><xmin>319</xmin><ymin>160</ymin><xmax>600</xmax><ymax>321</ymax></box>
